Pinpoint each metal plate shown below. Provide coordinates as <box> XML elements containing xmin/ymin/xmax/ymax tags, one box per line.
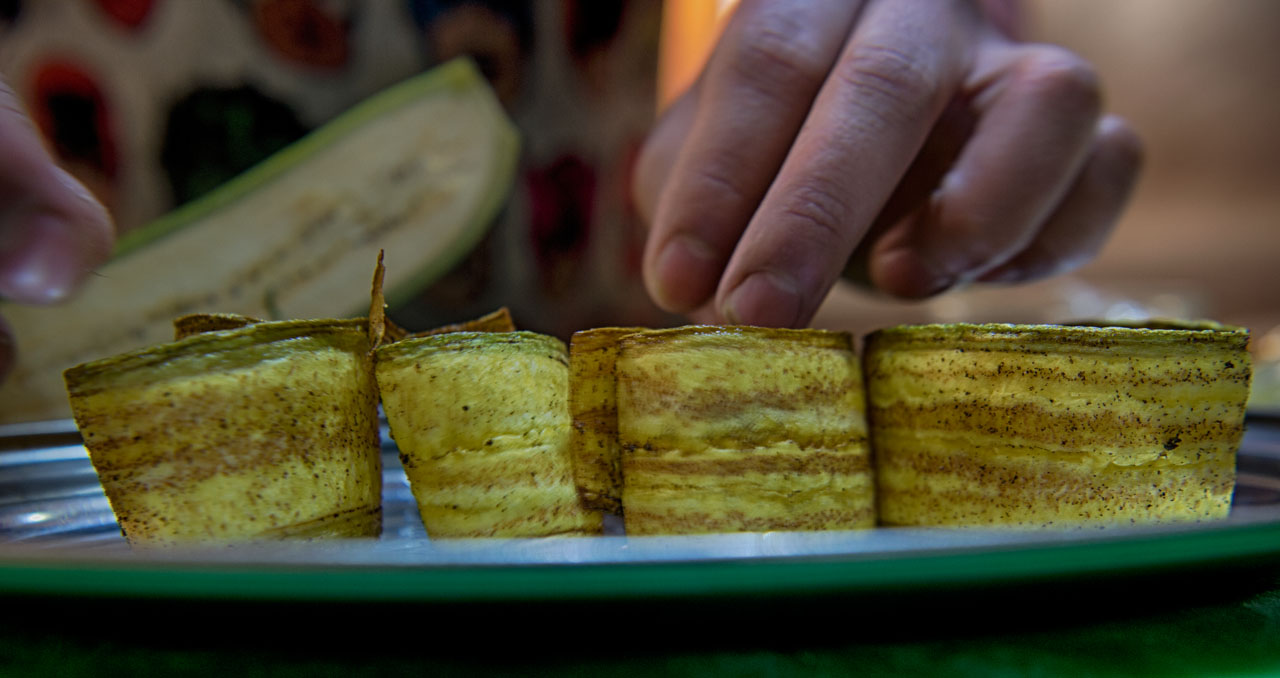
<box><xmin>1</xmin><ymin>418</ymin><xmax>1278</xmax><ymax>602</ymax></box>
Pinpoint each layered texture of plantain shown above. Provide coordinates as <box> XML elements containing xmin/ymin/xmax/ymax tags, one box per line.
<box><xmin>865</xmin><ymin>323</ymin><xmax>1252</xmax><ymax>527</ymax></box>
<box><xmin>65</xmin><ymin>319</ymin><xmax>382</xmax><ymax>546</ymax></box>
<box><xmin>615</xmin><ymin>326</ymin><xmax>875</xmax><ymax>535</ymax></box>
<box><xmin>376</xmin><ymin>331</ymin><xmax>602</xmax><ymax>538</ymax></box>
<box><xmin>66</xmin><ymin>302</ymin><xmax>1256</xmax><ymax>544</ymax></box>
<box><xmin>567</xmin><ymin>327</ymin><xmax>646</xmax><ymax>514</ymax></box>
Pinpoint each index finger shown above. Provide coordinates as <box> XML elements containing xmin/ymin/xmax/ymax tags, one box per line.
<box><xmin>0</xmin><ymin>81</ymin><xmax>114</xmax><ymax>305</ymax></box>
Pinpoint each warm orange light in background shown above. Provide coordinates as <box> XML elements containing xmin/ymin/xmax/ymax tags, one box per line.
<box><xmin>658</xmin><ymin>0</ymin><xmax>738</xmax><ymax>111</ymax></box>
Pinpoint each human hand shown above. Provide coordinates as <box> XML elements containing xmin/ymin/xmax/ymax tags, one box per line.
<box><xmin>0</xmin><ymin>80</ymin><xmax>114</xmax><ymax>381</ymax></box>
<box><xmin>635</xmin><ymin>0</ymin><xmax>1142</xmax><ymax>327</ymax></box>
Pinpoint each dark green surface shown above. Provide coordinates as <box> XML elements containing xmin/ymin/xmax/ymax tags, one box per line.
<box><xmin>3</xmin><ymin>524</ymin><xmax>1280</xmax><ymax>676</ymax></box>
<box><xmin>2</xmin><ymin>568</ymin><xmax>1278</xmax><ymax>677</ymax></box>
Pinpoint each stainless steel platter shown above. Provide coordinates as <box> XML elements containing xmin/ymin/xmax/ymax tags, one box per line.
<box><xmin>0</xmin><ymin>416</ymin><xmax>1277</xmax><ymax>603</ymax></box>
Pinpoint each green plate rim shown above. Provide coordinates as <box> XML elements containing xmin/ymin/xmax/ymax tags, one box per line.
<box><xmin>2</xmin><ymin>520</ymin><xmax>1278</xmax><ymax>603</ymax></box>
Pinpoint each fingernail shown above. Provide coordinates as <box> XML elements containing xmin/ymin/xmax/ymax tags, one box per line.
<box><xmin>922</xmin><ymin>271</ymin><xmax>958</xmax><ymax>296</ymax></box>
<box><xmin>871</xmin><ymin>247</ymin><xmax>957</xmax><ymax>299</ymax></box>
<box><xmin>53</xmin><ymin>165</ymin><xmax>101</xmax><ymax>208</ymax></box>
<box><xmin>976</xmin><ymin>265</ymin><xmax>1022</xmax><ymax>284</ymax></box>
<box><xmin>0</xmin><ymin>212</ymin><xmax>94</xmax><ymax>304</ymax></box>
<box><xmin>913</xmin><ymin>247</ymin><xmax>979</xmax><ymax>296</ymax></box>
<box><xmin>652</xmin><ymin>234</ymin><xmax>719</xmax><ymax>311</ymax></box>
<box><xmin>722</xmin><ymin>271</ymin><xmax>802</xmax><ymax>328</ymax></box>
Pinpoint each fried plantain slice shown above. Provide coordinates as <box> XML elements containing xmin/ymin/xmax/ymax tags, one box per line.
<box><xmin>616</xmin><ymin>326</ymin><xmax>875</xmax><ymax>535</ymax></box>
<box><xmin>864</xmin><ymin>322</ymin><xmax>1252</xmax><ymax>527</ymax></box>
<box><xmin>567</xmin><ymin>327</ymin><xmax>647</xmax><ymax>514</ymax></box>
<box><xmin>65</xmin><ymin>319</ymin><xmax>382</xmax><ymax>546</ymax></box>
<box><xmin>376</xmin><ymin>331</ymin><xmax>601</xmax><ymax>538</ymax></box>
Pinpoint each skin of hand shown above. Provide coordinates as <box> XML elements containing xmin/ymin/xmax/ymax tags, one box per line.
<box><xmin>634</xmin><ymin>0</ymin><xmax>1143</xmax><ymax>328</ymax></box>
<box><xmin>0</xmin><ymin>80</ymin><xmax>115</xmax><ymax>382</ymax></box>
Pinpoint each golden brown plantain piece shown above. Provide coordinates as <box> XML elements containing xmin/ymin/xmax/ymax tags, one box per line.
<box><xmin>375</xmin><ymin>331</ymin><xmax>601</xmax><ymax>538</ymax></box>
<box><xmin>65</xmin><ymin>319</ymin><xmax>382</xmax><ymax>546</ymax></box>
<box><xmin>172</xmin><ymin>313</ymin><xmax>263</xmax><ymax>340</ymax></box>
<box><xmin>864</xmin><ymin>322</ymin><xmax>1252</xmax><ymax>527</ymax></box>
<box><xmin>616</xmin><ymin>326</ymin><xmax>875</xmax><ymax>535</ymax></box>
<box><xmin>567</xmin><ymin>327</ymin><xmax>647</xmax><ymax>514</ymax></box>
<box><xmin>407</xmin><ymin>307</ymin><xmax>516</xmax><ymax>338</ymax></box>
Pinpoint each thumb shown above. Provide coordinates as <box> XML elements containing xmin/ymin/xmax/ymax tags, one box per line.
<box><xmin>0</xmin><ymin>80</ymin><xmax>114</xmax><ymax>305</ymax></box>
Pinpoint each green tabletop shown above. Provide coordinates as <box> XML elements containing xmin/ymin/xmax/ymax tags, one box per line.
<box><xmin>3</xmin><ymin>563</ymin><xmax>1278</xmax><ymax>678</ymax></box>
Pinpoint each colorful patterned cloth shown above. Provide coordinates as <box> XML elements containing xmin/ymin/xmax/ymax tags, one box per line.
<box><xmin>0</xmin><ymin>0</ymin><xmax>674</xmax><ymax>336</ymax></box>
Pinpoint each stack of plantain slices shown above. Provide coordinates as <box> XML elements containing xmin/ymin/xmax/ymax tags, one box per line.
<box><xmin>65</xmin><ymin>317</ymin><xmax>383</xmax><ymax>547</ymax></box>
<box><xmin>64</xmin><ymin>254</ymin><xmax>1255</xmax><ymax>546</ymax></box>
<box><xmin>864</xmin><ymin>322</ymin><xmax>1252</xmax><ymax>527</ymax></box>
<box><xmin>566</xmin><ymin>327</ymin><xmax>646</xmax><ymax>515</ymax></box>
<box><xmin>374</xmin><ymin>314</ymin><xmax>603</xmax><ymax>538</ymax></box>
<box><xmin>568</xmin><ymin>325</ymin><xmax>877</xmax><ymax>535</ymax></box>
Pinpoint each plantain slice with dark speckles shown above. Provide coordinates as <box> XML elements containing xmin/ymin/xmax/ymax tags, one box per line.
<box><xmin>64</xmin><ymin>318</ymin><xmax>382</xmax><ymax>546</ymax></box>
<box><xmin>375</xmin><ymin>331</ymin><xmax>602</xmax><ymax>538</ymax></box>
<box><xmin>567</xmin><ymin>326</ymin><xmax>648</xmax><ymax>514</ymax></box>
<box><xmin>864</xmin><ymin>322</ymin><xmax>1252</xmax><ymax>528</ymax></box>
<box><xmin>616</xmin><ymin>326</ymin><xmax>875</xmax><ymax>535</ymax></box>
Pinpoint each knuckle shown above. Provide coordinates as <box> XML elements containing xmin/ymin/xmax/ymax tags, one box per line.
<box><xmin>1016</xmin><ymin>46</ymin><xmax>1102</xmax><ymax>119</ymax></box>
<box><xmin>692</xmin><ymin>155</ymin><xmax>753</xmax><ymax>208</ymax></box>
<box><xmin>779</xmin><ymin>177</ymin><xmax>854</xmax><ymax>249</ymax></box>
<box><xmin>835</xmin><ymin>43</ymin><xmax>940</xmax><ymax>129</ymax></box>
<box><xmin>660</xmin><ymin>162</ymin><xmax>753</xmax><ymax>252</ymax></box>
<box><xmin>723</xmin><ymin>21</ymin><xmax>829</xmax><ymax>104</ymax></box>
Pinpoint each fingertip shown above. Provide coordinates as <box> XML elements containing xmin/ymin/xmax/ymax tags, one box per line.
<box><xmin>646</xmin><ymin>233</ymin><xmax>722</xmax><ymax>314</ymax></box>
<box><xmin>869</xmin><ymin>247</ymin><xmax>957</xmax><ymax>299</ymax></box>
<box><xmin>51</xmin><ymin>165</ymin><xmax>115</xmax><ymax>259</ymax></box>
<box><xmin>1</xmin><ymin>215</ymin><xmax>78</xmax><ymax>304</ymax></box>
<box><xmin>684</xmin><ymin>303</ymin><xmax>722</xmax><ymax>326</ymax></box>
<box><xmin>1098</xmin><ymin>115</ymin><xmax>1143</xmax><ymax>158</ymax></box>
<box><xmin>1096</xmin><ymin>114</ymin><xmax>1144</xmax><ymax>192</ymax></box>
<box><xmin>2</xmin><ymin>166</ymin><xmax>115</xmax><ymax>305</ymax></box>
<box><xmin>976</xmin><ymin>261</ymin><xmax>1040</xmax><ymax>284</ymax></box>
<box><xmin>721</xmin><ymin>270</ymin><xmax>803</xmax><ymax>328</ymax></box>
